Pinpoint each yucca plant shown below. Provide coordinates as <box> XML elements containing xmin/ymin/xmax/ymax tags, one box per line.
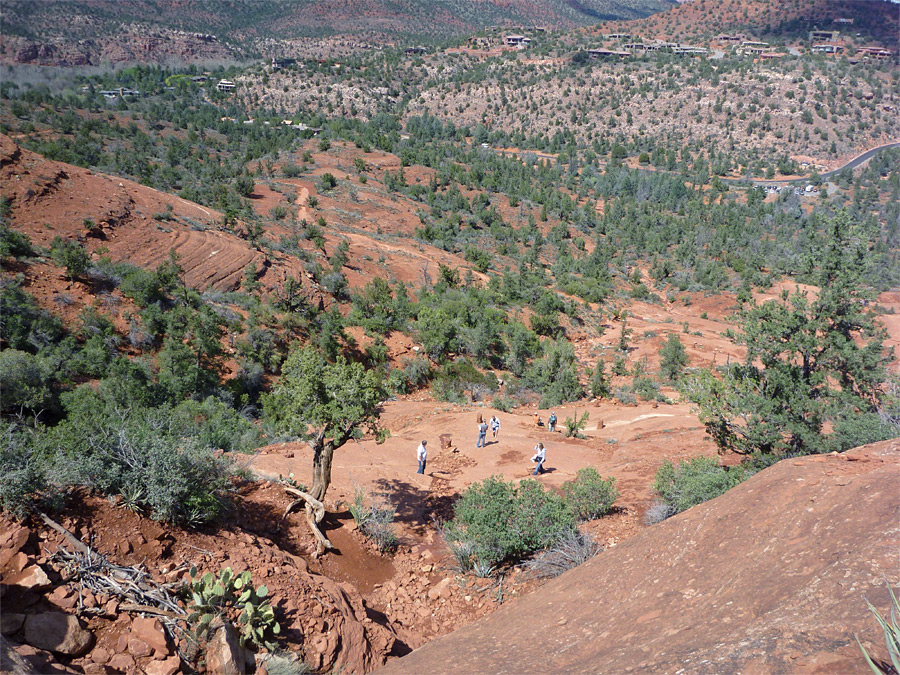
<box><xmin>857</xmin><ymin>583</ymin><xmax>900</xmax><ymax>674</ymax></box>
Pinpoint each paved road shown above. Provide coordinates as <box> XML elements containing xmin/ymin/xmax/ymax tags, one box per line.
<box><xmin>492</xmin><ymin>141</ymin><xmax>900</xmax><ymax>187</ymax></box>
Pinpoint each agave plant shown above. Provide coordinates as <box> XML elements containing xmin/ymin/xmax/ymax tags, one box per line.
<box><xmin>857</xmin><ymin>583</ymin><xmax>900</xmax><ymax>674</ymax></box>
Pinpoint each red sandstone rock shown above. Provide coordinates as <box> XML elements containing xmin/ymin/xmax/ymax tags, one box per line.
<box><xmin>384</xmin><ymin>441</ymin><xmax>900</xmax><ymax>674</ymax></box>
<box><xmin>23</xmin><ymin>613</ymin><xmax>94</xmax><ymax>657</ymax></box>
<box><xmin>132</xmin><ymin>617</ymin><xmax>170</xmax><ymax>657</ymax></box>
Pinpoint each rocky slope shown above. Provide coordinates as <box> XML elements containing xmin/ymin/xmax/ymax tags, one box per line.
<box><xmin>383</xmin><ymin>440</ymin><xmax>900</xmax><ymax>674</ymax></box>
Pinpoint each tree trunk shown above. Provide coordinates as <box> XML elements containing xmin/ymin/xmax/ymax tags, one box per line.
<box><xmin>305</xmin><ymin>430</ymin><xmax>336</xmax><ymax>557</ymax></box>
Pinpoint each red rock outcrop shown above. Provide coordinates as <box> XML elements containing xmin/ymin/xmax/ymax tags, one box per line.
<box><xmin>383</xmin><ymin>441</ymin><xmax>900</xmax><ymax>674</ymax></box>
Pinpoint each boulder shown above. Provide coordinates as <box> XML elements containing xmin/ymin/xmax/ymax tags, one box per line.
<box><xmin>132</xmin><ymin>616</ymin><xmax>170</xmax><ymax>656</ymax></box>
<box><xmin>0</xmin><ymin>612</ymin><xmax>25</xmax><ymax>636</ymax></box>
<box><xmin>5</xmin><ymin>564</ymin><xmax>52</xmax><ymax>591</ymax></box>
<box><xmin>23</xmin><ymin>612</ymin><xmax>94</xmax><ymax>657</ymax></box>
<box><xmin>205</xmin><ymin>620</ymin><xmax>249</xmax><ymax>675</ymax></box>
<box><xmin>144</xmin><ymin>655</ymin><xmax>181</xmax><ymax>675</ymax></box>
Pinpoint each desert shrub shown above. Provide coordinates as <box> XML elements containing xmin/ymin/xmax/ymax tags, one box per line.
<box><xmin>317</xmin><ymin>172</ymin><xmax>337</xmax><ymax>191</ymax></box>
<box><xmin>562</xmin><ymin>467</ymin><xmax>618</xmax><ymax>521</ymax></box>
<box><xmin>27</xmin><ymin>387</ymin><xmax>236</xmax><ymax>525</ymax></box>
<box><xmin>613</xmin><ymin>386</ymin><xmax>636</xmax><ymax>405</ymax></box>
<box><xmin>349</xmin><ymin>487</ymin><xmax>398</xmax><ymax>553</ymax></box>
<box><xmin>1</xmin><ymin>280</ymin><xmax>64</xmax><ymax>351</ymax></box>
<box><xmin>264</xmin><ymin>654</ymin><xmax>311</xmax><ymax>675</ymax></box>
<box><xmin>523</xmin><ymin>338</ymin><xmax>582</xmax><ymax>408</ymax></box>
<box><xmin>402</xmin><ymin>356</ymin><xmax>432</xmax><ymax>387</ymax></box>
<box><xmin>0</xmin><ymin>423</ymin><xmax>53</xmax><ymax>518</ymax></box>
<box><xmin>564</xmin><ymin>411</ymin><xmax>590</xmax><ymax>438</ymax></box>
<box><xmin>49</xmin><ymin>237</ymin><xmax>90</xmax><ymax>280</ymax></box>
<box><xmin>644</xmin><ymin>501</ymin><xmax>677</xmax><ymax>525</ymax></box>
<box><xmin>491</xmin><ymin>395</ymin><xmax>514</xmax><ymax>412</ymax></box>
<box><xmin>523</xmin><ymin>529</ymin><xmax>600</xmax><ymax>579</ymax></box>
<box><xmin>659</xmin><ymin>332</ymin><xmax>688</xmax><ymax>382</ymax></box>
<box><xmin>589</xmin><ymin>360</ymin><xmax>610</xmax><ymax>399</ymax></box>
<box><xmin>633</xmin><ymin>376</ymin><xmax>662</xmax><ymax>401</ymax></box>
<box><xmin>652</xmin><ymin>456</ymin><xmax>751</xmax><ymax>516</ymax></box>
<box><xmin>0</xmin><ymin>349</ymin><xmax>52</xmax><ymax>414</ymax></box>
<box><xmin>0</xmin><ymin>226</ymin><xmax>34</xmax><ymax>258</ymax></box>
<box><xmin>281</xmin><ymin>163</ymin><xmax>302</xmax><ymax>178</ymax></box>
<box><xmin>444</xmin><ymin>476</ymin><xmax>575</xmax><ymax>569</ymax></box>
<box><xmin>431</xmin><ymin>358</ymin><xmax>497</xmax><ymax>403</ymax></box>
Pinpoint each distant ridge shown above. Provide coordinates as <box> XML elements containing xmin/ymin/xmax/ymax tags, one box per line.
<box><xmin>596</xmin><ymin>0</ymin><xmax>898</xmax><ymax>48</ymax></box>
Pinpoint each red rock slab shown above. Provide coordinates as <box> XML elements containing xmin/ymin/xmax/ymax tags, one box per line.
<box><xmin>382</xmin><ymin>441</ymin><xmax>900</xmax><ymax>674</ymax></box>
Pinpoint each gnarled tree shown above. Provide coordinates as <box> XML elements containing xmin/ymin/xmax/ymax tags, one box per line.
<box><xmin>263</xmin><ymin>346</ymin><xmax>386</xmax><ymax>556</ymax></box>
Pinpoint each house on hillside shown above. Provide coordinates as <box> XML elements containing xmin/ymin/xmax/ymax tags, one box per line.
<box><xmin>216</xmin><ymin>79</ymin><xmax>236</xmax><ymax>92</ymax></box>
<box><xmin>738</xmin><ymin>41</ymin><xmax>769</xmax><ymax>55</ymax></box>
<box><xmin>98</xmin><ymin>88</ymin><xmax>140</xmax><ymax>99</ymax></box>
<box><xmin>857</xmin><ymin>46</ymin><xmax>893</xmax><ymax>60</ymax></box>
<box><xmin>504</xmin><ymin>35</ymin><xmax>531</xmax><ymax>47</ymax></box>
<box><xmin>673</xmin><ymin>45</ymin><xmax>708</xmax><ymax>56</ymax></box>
<box><xmin>810</xmin><ymin>29</ymin><xmax>840</xmax><ymax>42</ymax></box>
<box><xmin>405</xmin><ymin>46</ymin><xmax>427</xmax><ymax>55</ymax></box>
<box><xmin>811</xmin><ymin>43</ymin><xmax>844</xmax><ymax>54</ymax></box>
<box><xmin>716</xmin><ymin>34</ymin><xmax>745</xmax><ymax>42</ymax></box>
<box><xmin>623</xmin><ymin>42</ymin><xmax>648</xmax><ymax>52</ymax></box>
<box><xmin>271</xmin><ymin>57</ymin><xmax>297</xmax><ymax>69</ymax></box>
<box><xmin>606</xmin><ymin>33</ymin><xmax>630</xmax><ymax>40</ymax></box>
<box><xmin>587</xmin><ymin>48</ymin><xmax>629</xmax><ymax>59</ymax></box>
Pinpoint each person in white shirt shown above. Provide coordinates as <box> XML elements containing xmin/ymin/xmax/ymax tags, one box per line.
<box><xmin>416</xmin><ymin>440</ymin><xmax>428</xmax><ymax>475</ymax></box>
<box><xmin>531</xmin><ymin>443</ymin><xmax>546</xmax><ymax>475</ymax></box>
<box><xmin>490</xmin><ymin>415</ymin><xmax>500</xmax><ymax>439</ymax></box>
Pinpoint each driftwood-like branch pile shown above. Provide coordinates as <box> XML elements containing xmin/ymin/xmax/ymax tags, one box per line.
<box><xmin>41</xmin><ymin>512</ymin><xmax>190</xmax><ymax>658</ymax></box>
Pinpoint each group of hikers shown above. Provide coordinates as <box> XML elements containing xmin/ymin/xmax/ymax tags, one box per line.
<box><xmin>415</xmin><ymin>411</ymin><xmax>557</xmax><ymax>476</ymax></box>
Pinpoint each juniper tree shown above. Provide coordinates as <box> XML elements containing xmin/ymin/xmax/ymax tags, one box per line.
<box><xmin>683</xmin><ymin>213</ymin><xmax>894</xmax><ymax>456</ymax></box>
<box><xmin>263</xmin><ymin>346</ymin><xmax>387</xmax><ymax>555</ymax></box>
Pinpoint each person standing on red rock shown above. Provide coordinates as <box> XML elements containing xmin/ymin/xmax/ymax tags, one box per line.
<box><xmin>531</xmin><ymin>443</ymin><xmax>546</xmax><ymax>475</ymax></box>
<box><xmin>490</xmin><ymin>415</ymin><xmax>500</xmax><ymax>439</ymax></box>
<box><xmin>476</xmin><ymin>418</ymin><xmax>488</xmax><ymax>448</ymax></box>
<box><xmin>416</xmin><ymin>440</ymin><xmax>427</xmax><ymax>475</ymax></box>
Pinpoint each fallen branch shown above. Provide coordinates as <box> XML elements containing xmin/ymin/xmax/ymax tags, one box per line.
<box><xmin>282</xmin><ymin>486</ymin><xmax>334</xmax><ymax>558</ymax></box>
<box><xmin>38</xmin><ymin>511</ymin><xmax>92</xmax><ymax>557</ymax></box>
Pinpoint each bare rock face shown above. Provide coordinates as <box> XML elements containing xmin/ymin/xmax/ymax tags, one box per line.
<box><xmin>23</xmin><ymin>612</ymin><xmax>94</xmax><ymax>657</ymax></box>
<box><xmin>384</xmin><ymin>441</ymin><xmax>900</xmax><ymax>674</ymax></box>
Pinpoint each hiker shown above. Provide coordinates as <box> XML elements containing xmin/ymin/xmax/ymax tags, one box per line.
<box><xmin>534</xmin><ymin>413</ymin><xmax>543</xmax><ymax>427</ymax></box>
<box><xmin>490</xmin><ymin>415</ymin><xmax>500</xmax><ymax>439</ymax></box>
<box><xmin>416</xmin><ymin>440</ymin><xmax>427</xmax><ymax>474</ymax></box>
<box><xmin>531</xmin><ymin>443</ymin><xmax>546</xmax><ymax>475</ymax></box>
<box><xmin>476</xmin><ymin>418</ymin><xmax>488</xmax><ymax>448</ymax></box>
<box><xmin>548</xmin><ymin>412</ymin><xmax>558</xmax><ymax>433</ymax></box>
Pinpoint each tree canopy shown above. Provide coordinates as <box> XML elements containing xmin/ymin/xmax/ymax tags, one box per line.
<box><xmin>684</xmin><ymin>213</ymin><xmax>895</xmax><ymax>456</ymax></box>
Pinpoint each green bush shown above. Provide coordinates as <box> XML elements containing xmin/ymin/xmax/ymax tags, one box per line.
<box><xmin>49</xmin><ymin>237</ymin><xmax>90</xmax><ymax>280</ymax></box>
<box><xmin>0</xmin><ymin>349</ymin><xmax>52</xmax><ymax>414</ymax></box>
<box><xmin>652</xmin><ymin>456</ymin><xmax>750</xmax><ymax>516</ymax></box>
<box><xmin>0</xmin><ymin>423</ymin><xmax>53</xmax><ymax>519</ymax></box>
<box><xmin>0</xmin><ymin>226</ymin><xmax>34</xmax><ymax>258</ymax></box>
<box><xmin>444</xmin><ymin>476</ymin><xmax>575</xmax><ymax>569</ymax></box>
<box><xmin>431</xmin><ymin>358</ymin><xmax>497</xmax><ymax>403</ymax></box>
<box><xmin>562</xmin><ymin>467</ymin><xmax>618</xmax><ymax>521</ymax></box>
